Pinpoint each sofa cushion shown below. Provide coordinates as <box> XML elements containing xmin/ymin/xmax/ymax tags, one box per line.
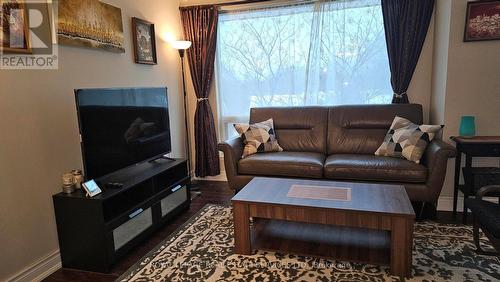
<box><xmin>327</xmin><ymin>104</ymin><xmax>423</xmax><ymax>155</ymax></box>
<box><xmin>324</xmin><ymin>154</ymin><xmax>427</xmax><ymax>183</ymax></box>
<box><xmin>250</xmin><ymin>107</ymin><xmax>329</xmax><ymax>153</ymax></box>
<box><xmin>238</xmin><ymin>152</ymin><xmax>325</xmax><ymax>178</ymax></box>
<box><xmin>465</xmin><ymin>198</ymin><xmax>500</xmax><ymax>238</ymax></box>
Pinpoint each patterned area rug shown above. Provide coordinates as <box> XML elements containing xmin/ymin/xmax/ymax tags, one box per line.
<box><xmin>118</xmin><ymin>205</ymin><xmax>500</xmax><ymax>282</ymax></box>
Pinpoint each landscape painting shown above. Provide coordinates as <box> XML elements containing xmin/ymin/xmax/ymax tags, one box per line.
<box><xmin>58</xmin><ymin>0</ymin><xmax>125</xmax><ymax>52</ymax></box>
<box><xmin>464</xmin><ymin>0</ymin><xmax>500</xmax><ymax>42</ymax></box>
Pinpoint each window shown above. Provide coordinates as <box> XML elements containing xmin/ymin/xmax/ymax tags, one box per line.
<box><xmin>216</xmin><ymin>0</ymin><xmax>392</xmax><ymax>139</ymax></box>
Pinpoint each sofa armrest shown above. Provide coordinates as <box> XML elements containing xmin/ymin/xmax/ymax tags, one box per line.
<box><xmin>423</xmin><ymin>139</ymin><xmax>457</xmax><ymax>201</ymax></box>
<box><xmin>425</xmin><ymin>139</ymin><xmax>456</xmax><ymax>162</ymax></box>
<box><xmin>218</xmin><ymin>138</ymin><xmax>244</xmax><ymax>186</ymax></box>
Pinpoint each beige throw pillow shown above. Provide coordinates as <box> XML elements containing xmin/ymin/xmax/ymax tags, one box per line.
<box><xmin>233</xmin><ymin>118</ymin><xmax>283</xmax><ymax>158</ymax></box>
<box><xmin>375</xmin><ymin>116</ymin><xmax>443</xmax><ymax>163</ymax></box>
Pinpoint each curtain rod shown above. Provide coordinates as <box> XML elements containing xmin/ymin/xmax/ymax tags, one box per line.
<box><xmin>217</xmin><ymin>0</ymin><xmax>275</xmax><ymax>6</ymax></box>
<box><xmin>180</xmin><ymin>0</ymin><xmax>298</xmax><ymax>8</ymax></box>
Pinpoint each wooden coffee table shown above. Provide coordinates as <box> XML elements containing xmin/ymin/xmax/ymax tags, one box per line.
<box><xmin>231</xmin><ymin>177</ymin><xmax>415</xmax><ymax>278</ymax></box>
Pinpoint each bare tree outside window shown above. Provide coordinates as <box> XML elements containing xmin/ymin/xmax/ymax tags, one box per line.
<box><xmin>216</xmin><ymin>0</ymin><xmax>392</xmax><ymax>139</ymax></box>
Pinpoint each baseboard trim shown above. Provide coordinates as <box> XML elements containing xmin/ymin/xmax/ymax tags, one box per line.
<box><xmin>437</xmin><ymin>196</ymin><xmax>462</xmax><ymax>212</ymax></box>
<box><xmin>193</xmin><ymin>170</ymin><xmax>227</xmax><ymax>182</ymax></box>
<box><xmin>189</xmin><ymin>156</ymin><xmax>227</xmax><ymax>182</ymax></box>
<box><xmin>6</xmin><ymin>250</ymin><xmax>61</xmax><ymax>282</ymax></box>
<box><xmin>437</xmin><ymin>195</ymin><xmax>497</xmax><ymax>212</ymax></box>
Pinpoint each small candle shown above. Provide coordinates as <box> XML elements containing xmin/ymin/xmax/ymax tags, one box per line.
<box><xmin>62</xmin><ymin>172</ymin><xmax>74</xmax><ymax>186</ymax></box>
<box><xmin>72</xmin><ymin>170</ymin><xmax>84</xmax><ymax>189</ymax></box>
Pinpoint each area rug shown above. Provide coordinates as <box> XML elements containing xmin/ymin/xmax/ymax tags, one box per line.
<box><xmin>117</xmin><ymin>205</ymin><xmax>500</xmax><ymax>282</ymax></box>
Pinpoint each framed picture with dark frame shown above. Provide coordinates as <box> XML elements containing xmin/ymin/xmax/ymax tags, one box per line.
<box><xmin>464</xmin><ymin>0</ymin><xmax>500</xmax><ymax>42</ymax></box>
<box><xmin>132</xmin><ymin>17</ymin><xmax>157</xmax><ymax>65</ymax></box>
<box><xmin>1</xmin><ymin>0</ymin><xmax>32</xmax><ymax>54</ymax></box>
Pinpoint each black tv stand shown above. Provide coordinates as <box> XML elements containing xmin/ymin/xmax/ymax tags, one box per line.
<box><xmin>53</xmin><ymin>158</ymin><xmax>189</xmax><ymax>273</ymax></box>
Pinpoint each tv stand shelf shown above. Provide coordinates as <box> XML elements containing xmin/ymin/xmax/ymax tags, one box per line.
<box><xmin>53</xmin><ymin>158</ymin><xmax>190</xmax><ymax>273</ymax></box>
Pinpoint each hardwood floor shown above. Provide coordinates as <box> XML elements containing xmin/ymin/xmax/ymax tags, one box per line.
<box><xmin>44</xmin><ymin>180</ymin><xmax>469</xmax><ymax>282</ymax></box>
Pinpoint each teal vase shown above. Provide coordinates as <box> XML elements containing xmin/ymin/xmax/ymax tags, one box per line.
<box><xmin>459</xmin><ymin>116</ymin><xmax>476</xmax><ymax>137</ymax></box>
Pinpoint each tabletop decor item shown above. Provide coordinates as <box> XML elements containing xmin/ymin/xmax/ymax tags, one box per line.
<box><xmin>82</xmin><ymin>179</ymin><xmax>102</xmax><ymax>197</ymax></box>
<box><xmin>459</xmin><ymin>115</ymin><xmax>476</xmax><ymax>138</ymax></box>
<box><xmin>464</xmin><ymin>0</ymin><xmax>500</xmax><ymax>42</ymax></box>
<box><xmin>132</xmin><ymin>17</ymin><xmax>157</xmax><ymax>65</ymax></box>
<box><xmin>72</xmin><ymin>169</ymin><xmax>84</xmax><ymax>189</ymax></box>
<box><xmin>62</xmin><ymin>172</ymin><xmax>75</xmax><ymax>194</ymax></box>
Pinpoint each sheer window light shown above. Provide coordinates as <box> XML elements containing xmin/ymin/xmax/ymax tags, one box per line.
<box><xmin>216</xmin><ymin>0</ymin><xmax>392</xmax><ymax>139</ymax></box>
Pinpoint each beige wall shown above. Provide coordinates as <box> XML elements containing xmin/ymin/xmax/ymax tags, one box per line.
<box><xmin>0</xmin><ymin>0</ymin><xmax>184</xmax><ymax>280</ymax></box>
<box><xmin>409</xmin><ymin>18</ymin><xmax>434</xmax><ymax>123</ymax></box>
<box><xmin>443</xmin><ymin>0</ymin><xmax>500</xmax><ymax>137</ymax></box>
<box><xmin>430</xmin><ymin>0</ymin><xmax>452</xmax><ymax>125</ymax></box>
<box><xmin>431</xmin><ymin>0</ymin><xmax>500</xmax><ymax>199</ymax></box>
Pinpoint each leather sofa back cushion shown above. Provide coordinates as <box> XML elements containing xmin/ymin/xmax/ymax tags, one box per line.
<box><xmin>327</xmin><ymin>104</ymin><xmax>423</xmax><ymax>154</ymax></box>
<box><xmin>250</xmin><ymin>107</ymin><xmax>328</xmax><ymax>153</ymax></box>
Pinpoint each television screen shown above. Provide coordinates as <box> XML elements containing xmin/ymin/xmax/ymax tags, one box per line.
<box><xmin>75</xmin><ymin>87</ymin><xmax>171</xmax><ymax>179</ymax></box>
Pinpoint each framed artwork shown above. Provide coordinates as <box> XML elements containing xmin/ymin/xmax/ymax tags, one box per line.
<box><xmin>464</xmin><ymin>0</ymin><xmax>500</xmax><ymax>42</ymax></box>
<box><xmin>58</xmin><ymin>0</ymin><xmax>125</xmax><ymax>53</ymax></box>
<box><xmin>1</xmin><ymin>0</ymin><xmax>32</xmax><ymax>54</ymax></box>
<box><xmin>47</xmin><ymin>0</ymin><xmax>57</xmax><ymax>44</ymax></box>
<box><xmin>132</xmin><ymin>17</ymin><xmax>157</xmax><ymax>65</ymax></box>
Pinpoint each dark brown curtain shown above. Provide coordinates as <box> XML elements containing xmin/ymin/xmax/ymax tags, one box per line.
<box><xmin>381</xmin><ymin>0</ymin><xmax>435</xmax><ymax>104</ymax></box>
<box><xmin>180</xmin><ymin>6</ymin><xmax>220</xmax><ymax>177</ymax></box>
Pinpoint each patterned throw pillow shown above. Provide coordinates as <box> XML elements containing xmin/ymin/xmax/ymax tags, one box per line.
<box><xmin>233</xmin><ymin>118</ymin><xmax>283</xmax><ymax>158</ymax></box>
<box><xmin>375</xmin><ymin>116</ymin><xmax>443</xmax><ymax>163</ymax></box>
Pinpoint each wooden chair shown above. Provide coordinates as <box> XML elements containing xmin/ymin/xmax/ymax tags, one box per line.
<box><xmin>465</xmin><ymin>185</ymin><xmax>500</xmax><ymax>255</ymax></box>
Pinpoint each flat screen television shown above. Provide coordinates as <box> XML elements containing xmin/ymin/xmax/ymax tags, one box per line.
<box><xmin>75</xmin><ymin>87</ymin><xmax>171</xmax><ymax>180</ymax></box>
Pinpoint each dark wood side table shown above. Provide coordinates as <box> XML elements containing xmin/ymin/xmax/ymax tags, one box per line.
<box><xmin>451</xmin><ymin>136</ymin><xmax>500</xmax><ymax>223</ymax></box>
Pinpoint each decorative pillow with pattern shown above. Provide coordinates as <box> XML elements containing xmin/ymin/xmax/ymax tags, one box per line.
<box><xmin>233</xmin><ymin>118</ymin><xmax>283</xmax><ymax>158</ymax></box>
<box><xmin>375</xmin><ymin>116</ymin><xmax>443</xmax><ymax>164</ymax></box>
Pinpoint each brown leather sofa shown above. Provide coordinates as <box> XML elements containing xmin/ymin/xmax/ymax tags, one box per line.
<box><xmin>219</xmin><ymin>104</ymin><xmax>456</xmax><ymax>211</ymax></box>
